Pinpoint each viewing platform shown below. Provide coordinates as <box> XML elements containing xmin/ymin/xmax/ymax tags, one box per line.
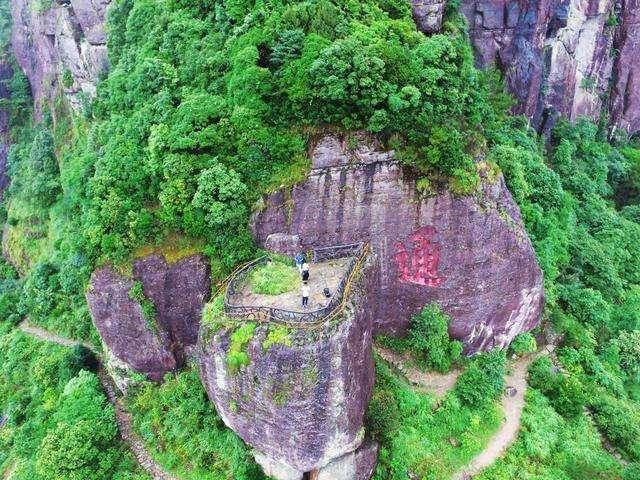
<box><xmin>223</xmin><ymin>242</ymin><xmax>368</xmax><ymax>326</ymax></box>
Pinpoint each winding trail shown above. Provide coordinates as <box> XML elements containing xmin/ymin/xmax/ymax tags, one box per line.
<box><xmin>377</xmin><ymin>344</ymin><xmax>544</xmax><ymax>479</ymax></box>
<box><xmin>451</xmin><ymin>353</ymin><xmax>539</xmax><ymax>480</ymax></box>
<box><xmin>17</xmin><ymin>320</ymin><xmax>178</xmax><ymax>480</ymax></box>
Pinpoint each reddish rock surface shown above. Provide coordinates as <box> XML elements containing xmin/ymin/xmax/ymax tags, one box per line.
<box><xmin>610</xmin><ymin>0</ymin><xmax>640</xmax><ymax>134</ymax></box>
<box><xmin>251</xmin><ymin>134</ymin><xmax>544</xmax><ymax>353</ymax></box>
<box><xmin>411</xmin><ymin>0</ymin><xmax>447</xmax><ymax>34</ymax></box>
<box><xmin>87</xmin><ymin>253</ymin><xmax>210</xmax><ymax>380</ymax></box>
<box><xmin>10</xmin><ymin>0</ymin><xmax>110</xmax><ymax>117</ymax></box>
<box><xmin>459</xmin><ymin>0</ymin><xmax>640</xmax><ymax>135</ymax></box>
<box><xmin>133</xmin><ymin>254</ymin><xmax>211</xmax><ymax>361</ymax></box>
<box><xmin>199</xmin><ymin>261</ymin><xmax>376</xmax><ymax>478</ymax></box>
<box><xmin>86</xmin><ymin>267</ymin><xmax>176</xmax><ymax>381</ymax></box>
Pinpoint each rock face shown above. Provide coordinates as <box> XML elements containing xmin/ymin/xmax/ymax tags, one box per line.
<box><xmin>11</xmin><ymin>0</ymin><xmax>110</xmax><ymax>116</ymax></box>
<box><xmin>610</xmin><ymin>0</ymin><xmax>640</xmax><ymax>134</ymax></box>
<box><xmin>87</xmin><ymin>253</ymin><xmax>210</xmax><ymax>381</ymax></box>
<box><xmin>251</xmin><ymin>134</ymin><xmax>544</xmax><ymax>353</ymax></box>
<box><xmin>199</xmin><ymin>263</ymin><xmax>376</xmax><ymax>479</ymax></box>
<box><xmin>411</xmin><ymin>0</ymin><xmax>447</xmax><ymax>34</ymax></box>
<box><xmin>459</xmin><ymin>0</ymin><xmax>640</xmax><ymax>135</ymax></box>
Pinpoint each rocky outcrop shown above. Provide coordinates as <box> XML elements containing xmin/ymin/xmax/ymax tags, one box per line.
<box><xmin>199</xmin><ymin>260</ymin><xmax>376</xmax><ymax>479</ymax></box>
<box><xmin>87</xmin><ymin>253</ymin><xmax>210</xmax><ymax>382</ymax></box>
<box><xmin>11</xmin><ymin>0</ymin><xmax>110</xmax><ymax>116</ymax></box>
<box><xmin>459</xmin><ymin>0</ymin><xmax>640</xmax><ymax>135</ymax></box>
<box><xmin>251</xmin><ymin>134</ymin><xmax>544</xmax><ymax>353</ymax></box>
<box><xmin>610</xmin><ymin>0</ymin><xmax>640</xmax><ymax>134</ymax></box>
<box><xmin>411</xmin><ymin>0</ymin><xmax>447</xmax><ymax>34</ymax></box>
<box><xmin>133</xmin><ymin>254</ymin><xmax>210</xmax><ymax>362</ymax></box>
<box><xmin>87</xmin><ymin>266</ymin><xmax>176</xmax><ymax>381</ymax></box>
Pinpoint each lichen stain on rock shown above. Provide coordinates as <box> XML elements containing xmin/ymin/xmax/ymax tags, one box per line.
<box><xmin>251</xmin><ymin>134</ymin><xmax>544</xmax><ymax>354</ymax></box>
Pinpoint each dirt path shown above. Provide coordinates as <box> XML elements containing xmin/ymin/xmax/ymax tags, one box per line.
<box><xmin>17</xmin><ymin>320</ymin><xmax>178</xmax><ymax>480</ymax></box>
<box><xmin>19</xmin><ymin>319</ymin><xmax>98</xmax><ymax>352</ymax></box>
<box><xmin>452</xmin><ymin>353</ymin><xmax>541</xmax><ymax>480</ymax></box>
<box><xmin>377</xmin><ymin>343</ymin><xmax>546</xmax><ymax>480</ymax></box>
<box><xmin>376</xmin><ymin>345</ymin><xmax>460</xmax><ymax>398</ymax></box>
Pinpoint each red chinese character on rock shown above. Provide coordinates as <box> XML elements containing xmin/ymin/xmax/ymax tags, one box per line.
<box><xmin>393</xmin><ymin>226</ymin><xmax>442</xmax><ymax>286</ymax></box>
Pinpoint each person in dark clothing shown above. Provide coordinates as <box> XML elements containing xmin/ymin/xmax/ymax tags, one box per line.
<box><xmin>301</xmin><ymin>282</ymin><xmax>310</xmax><ymax>308</ymax></box>
<box><xmin>301</xmin><ymin>261</ymin><xmax>309</xmax><ymax>281</ymax></box>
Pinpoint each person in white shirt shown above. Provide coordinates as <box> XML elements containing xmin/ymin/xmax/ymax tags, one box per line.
<box><xmin>301</xmin><ymin>282</ymin><xmax>310</xmax><ymax>308</ymax></box>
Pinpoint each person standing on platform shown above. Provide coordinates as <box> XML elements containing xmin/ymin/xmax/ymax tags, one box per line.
<box><xmin>301</xmin><ymin>282</ymin><xmax>310</xmax><ymax>309</ymax></box>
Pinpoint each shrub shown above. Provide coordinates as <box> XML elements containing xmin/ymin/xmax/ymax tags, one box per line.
<box><xmin>509</xmin><ymin>332</ymin><xmax>537</xmax><ymax>356</ymax></box>
<box><xmin>366</xmin><ymin>389</ymin><xmax>400</xmax><ymax>442</ymax></box>
<box><xmin>552</xmin><ymin>375</ymin><xmax>586</xmax><ymax>418</ymax></box>
<box><xmin>396</xmin><ymin>303</ymin><xmax>463</xmax><ymax>373</ymax></box>
<box><xmin>227</xmin><ymin>323</ymin><xmax>256</xmax><ymax>373</ymax></box>
<box><xmin>455</xmin><ymin>349</ymin><xmax>506</xmax><ymax>408</ymax></box>
<box><xmin>623</xmin><ymin>463</ymin><xmax>640</xmax><ymax>480</ymax></box>
<box><xmin>528</xmin><ymin>356</ymin><xmax>586</xmax><ymax>418</ymax></box>
<box><xmin>262</xmin><ymin>325</ymin><xmax>292</xmax><ymax>350</ymax></box>
<box><xmin>614</xmin><ymin>330</ymin><xmax>640</xmax><ymax>381</ymax></box>
<box><xmin>128</xmin><ymin>281</ymin><xmax>157</xmax><ymax>333</ymax></box>
<box><xmin>590</xmin><ymin>394</ymin><xmax>640</xmax><ymax>461</ymax></box>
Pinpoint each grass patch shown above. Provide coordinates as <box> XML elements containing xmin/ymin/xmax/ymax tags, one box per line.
<box><xmin>262</xmin><ymin>325</ymin><xmax>292</xmax><ymax>351</ymax></box>
<box><xmin>248</xmin><ymin>260</ymin><xmax>299</xmax><ymax>296</ymax></box>
<box><xmin>227</xmin><ymin>323</ymin><xmax>256</xmax><ymax>373</ymax></box>
<box><xmin>128</xmin><ymin>281</ymin><xmax>158</xmax><ymax>334</ymax></box>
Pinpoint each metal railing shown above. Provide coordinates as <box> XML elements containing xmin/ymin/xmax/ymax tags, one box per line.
<box><xmin>222</xmin><ymin>242</ymin><xmax>367</xmax><ymax>327</ymax></box>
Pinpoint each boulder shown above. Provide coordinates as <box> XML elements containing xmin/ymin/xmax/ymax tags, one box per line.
<box><xmin>86</xmin><ymin>267</ymin><xmax>176</xmax><ymax>381</ymax></box>
<box><xmin>251</xmin><ymin>134</ymin><xmax>544</xmax><ymax>353</ymax></box>
<box><xmin>86</xmin><ymin>253</ymin><xmax>210</xmax><ymax>381</ymax></box>
<box><xmin>199</xmin><ymin>258</ymin><xmax>376</xmax><ymax>476</ymax></box>
<box><xmin>133</xmin><ymin>254</ymin><xmax>211</xmax><ymax>360</ymax></box>
<box><xmin>411</xmin><ymin>0</ymin><xmax>446</xmax><ymax>34</ymax></box>
<box><xmin>317</xmin><ymin>441</ymin><xmax>379</xmax><ymax>480</ymax></box>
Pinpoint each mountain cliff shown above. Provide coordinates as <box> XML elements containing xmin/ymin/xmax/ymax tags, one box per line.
<box><xmin>9</xmin><ymin>0</ymin><xmax>640</xmax><ymax>135</ymax></box>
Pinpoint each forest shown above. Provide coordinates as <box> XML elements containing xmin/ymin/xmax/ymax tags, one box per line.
<box><xmin>0</xmin><ymin>0</ymin><xmax>639</xmax><ymax>479</ymax></box>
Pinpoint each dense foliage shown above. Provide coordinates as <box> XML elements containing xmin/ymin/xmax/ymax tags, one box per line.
<box><xmin>368</xmin><ymin>358</ymin><xmax>502</xmax><ymax>479</ymax></box>
<box><xmin>44</xmin><ymin>0</ymin><xmax>495</xmax><ymax>269</ymax></box>
<box><xmin>128</xmin><ymin>369</ymin><xmax>265</xmax><ymax>480</ymax></box>
<box><xmin>477</xmin><ymin>116</ymin><xmax>640</xmax><ymax>473</ymax></box>
<box><xmin>0</xmin><ymin>326</ymin><xmax>146</xmax><ymax>480</ymax></box>
<box><xmin>380</xmin><ymin>303</ymin><xmax>463</xmax><ymax>372</ymax></box>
